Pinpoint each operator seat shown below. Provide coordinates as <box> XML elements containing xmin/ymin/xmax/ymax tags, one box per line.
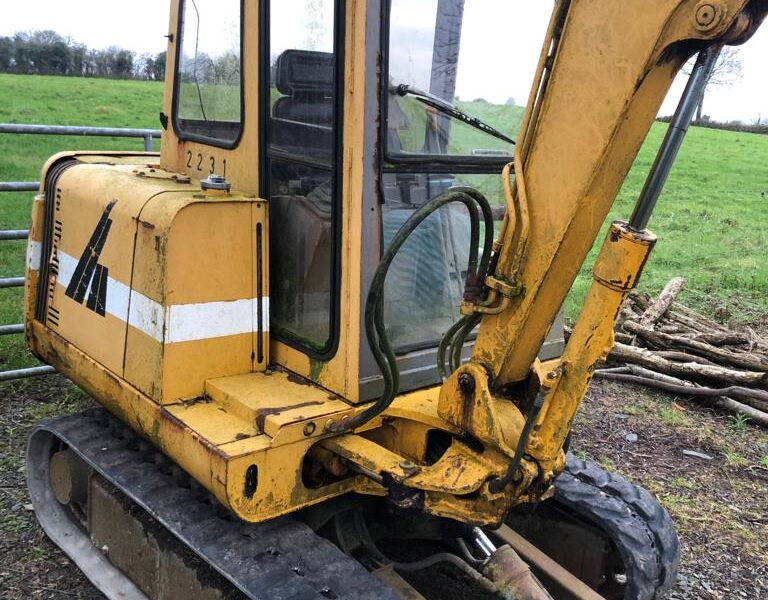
<box><xmin>270</xmin><ymin>49</ymin><xmax>335</xmax><ymax>161</ymax></box>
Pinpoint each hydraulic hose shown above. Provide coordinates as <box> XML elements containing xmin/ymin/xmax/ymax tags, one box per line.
<box><xmin>326</xmin><ymin>188</ymin><xmax>495</xmax><ymax>434</ymax></box>
<box><xmin>488</xmin><ymin>388</ymin><xmax>547</xmax><ymax>494</ymax></box>
<box><xmin>392</xmin><ymin>553</ymin><xmax>498</xmax><ymax>595</ymax></box>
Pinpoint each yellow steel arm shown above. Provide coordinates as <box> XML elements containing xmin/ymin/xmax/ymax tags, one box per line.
<box><xmin>472</xmin><ymin>0</ymin><xmax>766</xmax><ymax>386</ymax></box>
<box><xmin>428</xmin><ymin>0</ymin><xmax>768</xmax><ymax>495</ymax></box>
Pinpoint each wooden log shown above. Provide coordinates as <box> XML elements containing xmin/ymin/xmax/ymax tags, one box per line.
<box><xmin>685</xmin><ymin>331</ymin><xmax>752</xmax><ymax>346</ymax></box>
<box><xmin>663</xmin><ymin>310</ymin><xmax>713</xmax><ymax>334</ymax></box>
<box><xmin>639</xmin><ymin>277</ymin><xmax>686</xmax><ymax>327</ymax></box>
<box><xmin>656</xmin><ymin>351</ymin><xmax>719</xmax><ymax>367</ymax></box>
<box><xmin>712</xmin><ymin>398</ymin><xmax>768</xmax><ymax>427</ymax></box>
<box><xmin>596</xmin><ymin>367</ymin><xmax>768</xmax><ymax>407</ymax></box>
<box><xmin>593</xmin><ymin>372</ymin><xmax>768</xmax><ymax>425</ymax></box>
<box><xmin>746</xmin><ymin>327</ymin><xmax>768</xmax><ymax>352</ymax></box>
<box><xmin>623</xmin><ymin>365</ymin><xmax>695</xmax><ymax>386</ymax></box>
<box><xmin>609</xmin><ymin>342</ymin><xmax>768</xmax><ymax>387</ymax></box>
<box><xmin>628</xmin><ymin>291</ymin><xmax>652</xmax><ymax>310</ymax></box>
<box><xmin>617</xmin><ymin>306</ymin><xmax>637</xmax><ymax>327</ymax></box>
<box><xmin>657</xmin><ymin>325</ymin><xmax>688</xmax><ymax>335</ymax></box>
<box><xmin>603</xmin><ymin>360</ymin><xmax>768</xmax><ymax>412</ymax></box>
<box><xmin>597</xmin><ymin>367</ymin><xmax>634</xmax><ymax>375</ymax></box>
<box><xmin>623</xmin><ymin>321</ymin><xmax>768</xmax><ymax>373</ymax></box>
<box><xmin>670</xmin><ymin>302</ymin><xmax>730</xmax><ymax>332</ymax></box>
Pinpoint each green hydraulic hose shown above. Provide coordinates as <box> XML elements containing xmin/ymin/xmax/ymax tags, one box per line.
<box><xmin>326</xmin><ymin>188</ymin><xmax>494</xmax><ymax>434</ymax></box>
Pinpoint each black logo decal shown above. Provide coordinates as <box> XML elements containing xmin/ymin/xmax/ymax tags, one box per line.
<box><xmin>65</xmin><ymin>201</ymin><xmax>116</xmax><ymax>316</ymax></box>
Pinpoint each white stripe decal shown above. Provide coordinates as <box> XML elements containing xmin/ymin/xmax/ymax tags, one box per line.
<box><xmin>129</xmin><ymin>292</ymin><xmax>165</xmax><ymax>342</ymax></box>
<box><xmin>47</xmin><ymin>249</ymin><xmax>269</xmax><ymax>343</ymax></box>
<box><xmin>26</xmin><ymin>240</ymin><xmax>42</xmax><ymax>271</ymax></box>
<box><xmin>166</xmin><ymin>299</ymin><xmax>253</xmax><ymax>343</ymax></box>
<box><xmin>57</xmin><ymin>251</ymin><xmax>78</xmax><ymax>289</ymax></box>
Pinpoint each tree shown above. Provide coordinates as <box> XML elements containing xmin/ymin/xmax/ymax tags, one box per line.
<box><xmin>684</xmin><ymin>47</ymin><xmax>743</xmax><ymax>122</ymax></box>
<box><xmin>144</xmin><ymin>51</ymin><xmax>167</xmax><ymax>81</ymax></box>
<box><xmin>0</xmin><ymin>37</ymin><xmax>12</xmax><ymax>71</ymax></box>
<box><xmin>213</xmin><ymin>51</ymin><xmax>240</xmax><ymax>85</ymax></box>
<box><xmin>69</xmin><ymin>43</ymin><xmax>87</xmax><ymax>76</ymax></box>
<box><xmin>114</xmin><ymin>49</ymin><xmax>134</xmax><ymax>79</ymax></box>
<box><xmin>0</xmin><ymin>29</ymin><xmax>161</xmax><ymax>81</ymax></box>
<box><xmin>19</xmin><ymin>30</ymin><xmax>71</xmax><ymax>75</ymax></box>
<box><xmin>13</xmin><ymin>33</ymin><xmax>34</xmax><ymax>74</ymax></box>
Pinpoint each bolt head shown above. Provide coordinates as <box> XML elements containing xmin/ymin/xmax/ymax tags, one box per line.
<box><xmin>303</xmin><ymin>422</ymin><xmax>316</xmax><ymax>437</ymax></box>
<box><xmin>458</xmin><ymin>373</ymin><xmax>475</xmax><ymax>395</ymax></box>
<box><xmin>694</xmin><ymin>1</ymin><xmax>721</xmax><ymax>30</ymax></box>
<box><xmin>697</xmin><ymin>5</ymin><xmax>715</xmax><ymax>25</ymax></box>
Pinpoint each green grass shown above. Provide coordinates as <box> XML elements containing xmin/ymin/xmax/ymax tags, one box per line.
<box><xmin>659</xmin><ymin>406</ymin><xmax>691</xmax><ymax>428</ymax></box>
<box><xmin>1</xmin><ymin>73</ymin><xmax>767</xmax><ymax>370</ymax></box>
<box><xmin>730</xmin><ymin>413</ymin><xmax>751</xmax><ymax>431</ymax></box>
<box><xmin>566</xmin><ymin>122</ymin><xmax>768</xmax><ymax>321</ymax></box>
<box><xmin>178</xmin><ymin>82</ymin><xmax>240</xmax><ymax>122</ymax></box>
<box><xmin>669</xmin><ymin>477</ymin><xmax>696</xmax><ymax>489</ymax></box>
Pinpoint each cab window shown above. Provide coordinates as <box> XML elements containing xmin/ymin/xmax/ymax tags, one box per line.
<box><xmin>262</xmin><ymin>0</ymin><xmax>342</xmax><ymax>355</ymax></box>
<box><xmin>175</xmin><ymin>0</ymin><xmax>243</xmax><ymax>146</ymax></box>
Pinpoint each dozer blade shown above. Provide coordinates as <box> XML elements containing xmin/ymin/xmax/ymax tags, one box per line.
<box><xmin>26</xmin><ymin>408</ymin><xmax>401</xmax><ymax>600</ymax></box>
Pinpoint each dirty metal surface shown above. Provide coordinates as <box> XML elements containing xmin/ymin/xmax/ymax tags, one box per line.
<box><xmin>30</xmin><ymin>409</ymin><xmax>401</xmax><ymax>600</ymax></box>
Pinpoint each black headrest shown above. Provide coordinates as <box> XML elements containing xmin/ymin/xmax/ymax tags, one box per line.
<box><xmin>275</xmin><ymin>50</ymin><xmax>335</xmax><ymax>96</ymax></box>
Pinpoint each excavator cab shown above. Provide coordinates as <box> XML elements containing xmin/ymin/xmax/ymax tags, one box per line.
<box><xmin>23</xmin><ymin>0</ymin><xmax>768</xmax><ymax>598</ymax></box>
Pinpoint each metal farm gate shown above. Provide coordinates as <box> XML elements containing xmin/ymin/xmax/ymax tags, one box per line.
<box><xmin>0</xmin><ymin>123</ymin><xmax>161</xmax><ymax>382</ymax></box>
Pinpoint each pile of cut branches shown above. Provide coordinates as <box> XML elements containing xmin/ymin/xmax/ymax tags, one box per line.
<box><xmin>594</xmin><ymin>277</ymin><xmax>768</xmax><ymax>426</ymax></box>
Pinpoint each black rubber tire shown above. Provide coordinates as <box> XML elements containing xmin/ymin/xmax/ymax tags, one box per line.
<box><xmin>564</xmin><ymin>454</ymin><xmax>680</xmax><ymax>594</ymax></box>
<box><xmin>549</xmin><ymin>455</ymin><xmax>680</xmax><ymax>600</ymax></box>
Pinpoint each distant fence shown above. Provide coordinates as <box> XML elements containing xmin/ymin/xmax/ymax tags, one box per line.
<box><xmin>0</xmin><ymin>123</ymin><xmax>162</xmax><ymax>383</ymax></box>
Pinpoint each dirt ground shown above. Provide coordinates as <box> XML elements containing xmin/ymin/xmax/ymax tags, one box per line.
<box><xmin>1</xmin><ymin>374</ymin><xmax>766</xmax><ymax>599</ymax></box>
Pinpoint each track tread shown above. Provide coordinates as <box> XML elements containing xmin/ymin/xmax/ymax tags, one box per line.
<box><xmin>30</xmin><ymin>409</ymin><xmax>400</xmax><ymax>600</ymax></box>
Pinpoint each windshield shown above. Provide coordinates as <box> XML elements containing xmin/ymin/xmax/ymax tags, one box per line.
<box><xmin>379</xmin><ymin>1</ymin><xmax>551</xmax><ymax>354</ymax></box>
<box><xmin>386</xmin><ymin>0</ymin><xmax>522</xmax><ymax>160</ymax></box>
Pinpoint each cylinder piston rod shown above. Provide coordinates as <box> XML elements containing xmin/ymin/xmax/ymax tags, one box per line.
<box><xmin>470</xmin><ymin>527</ymin><xmax>497</xmax><ymax>558</ymax></box>
<box><xmin>629</xmin><ymin>45</ymin><xmax>722</xmax><ymax>231</ymax></box>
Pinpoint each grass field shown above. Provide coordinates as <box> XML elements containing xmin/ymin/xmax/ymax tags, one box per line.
<box><xmin>568</xmin><ymin>120</ymin><xmax>768</xmax><ymax>321</ymax></box>
<box><xmin>0</xmin><ymin>73</ymin><xmax>767</xmax><ymax>371</ymax></box>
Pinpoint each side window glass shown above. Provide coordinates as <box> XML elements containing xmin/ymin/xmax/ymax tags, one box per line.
<box><xmin>265</xmin><ymin>1</ymin><xmax>340</xmax><ymax>353</ymax></box>
<box><xmin>176</xmin><ymin>0</ymin><xmax>243</xmax><ymax>145</ymax></box>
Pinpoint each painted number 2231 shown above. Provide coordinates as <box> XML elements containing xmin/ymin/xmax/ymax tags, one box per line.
<box><xmin>186</xmin><ymin>151</ymin><xmax>228</xmax><ymax>177</ymax></box>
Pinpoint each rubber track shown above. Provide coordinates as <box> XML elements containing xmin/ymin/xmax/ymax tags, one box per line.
<box><xmin>550</xmin><ymin>455</ymin><xmax>680</xmax><ymax>600</ymax></box>
<box><xmin>31</xmin><ymin>409</ymin><xmax>400</xmax><ymax>600</ymax></box>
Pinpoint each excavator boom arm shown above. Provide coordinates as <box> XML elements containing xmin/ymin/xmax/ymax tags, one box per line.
<box><xmin>472</xmin><ymin>0</ymin><xmax>767</xmax><ymax>385</ymax></box>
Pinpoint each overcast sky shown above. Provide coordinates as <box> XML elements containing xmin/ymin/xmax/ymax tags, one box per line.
<box><xmin>1</xmin><ymin>0</ymin><xmax>767</xmax><ymax>123</ymax></box>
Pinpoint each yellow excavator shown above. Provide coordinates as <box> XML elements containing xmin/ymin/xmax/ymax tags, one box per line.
<box><xmin>22</xmin><ymin>0</ymin><xmax>767</xmax><ymax>598</ymax></box>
